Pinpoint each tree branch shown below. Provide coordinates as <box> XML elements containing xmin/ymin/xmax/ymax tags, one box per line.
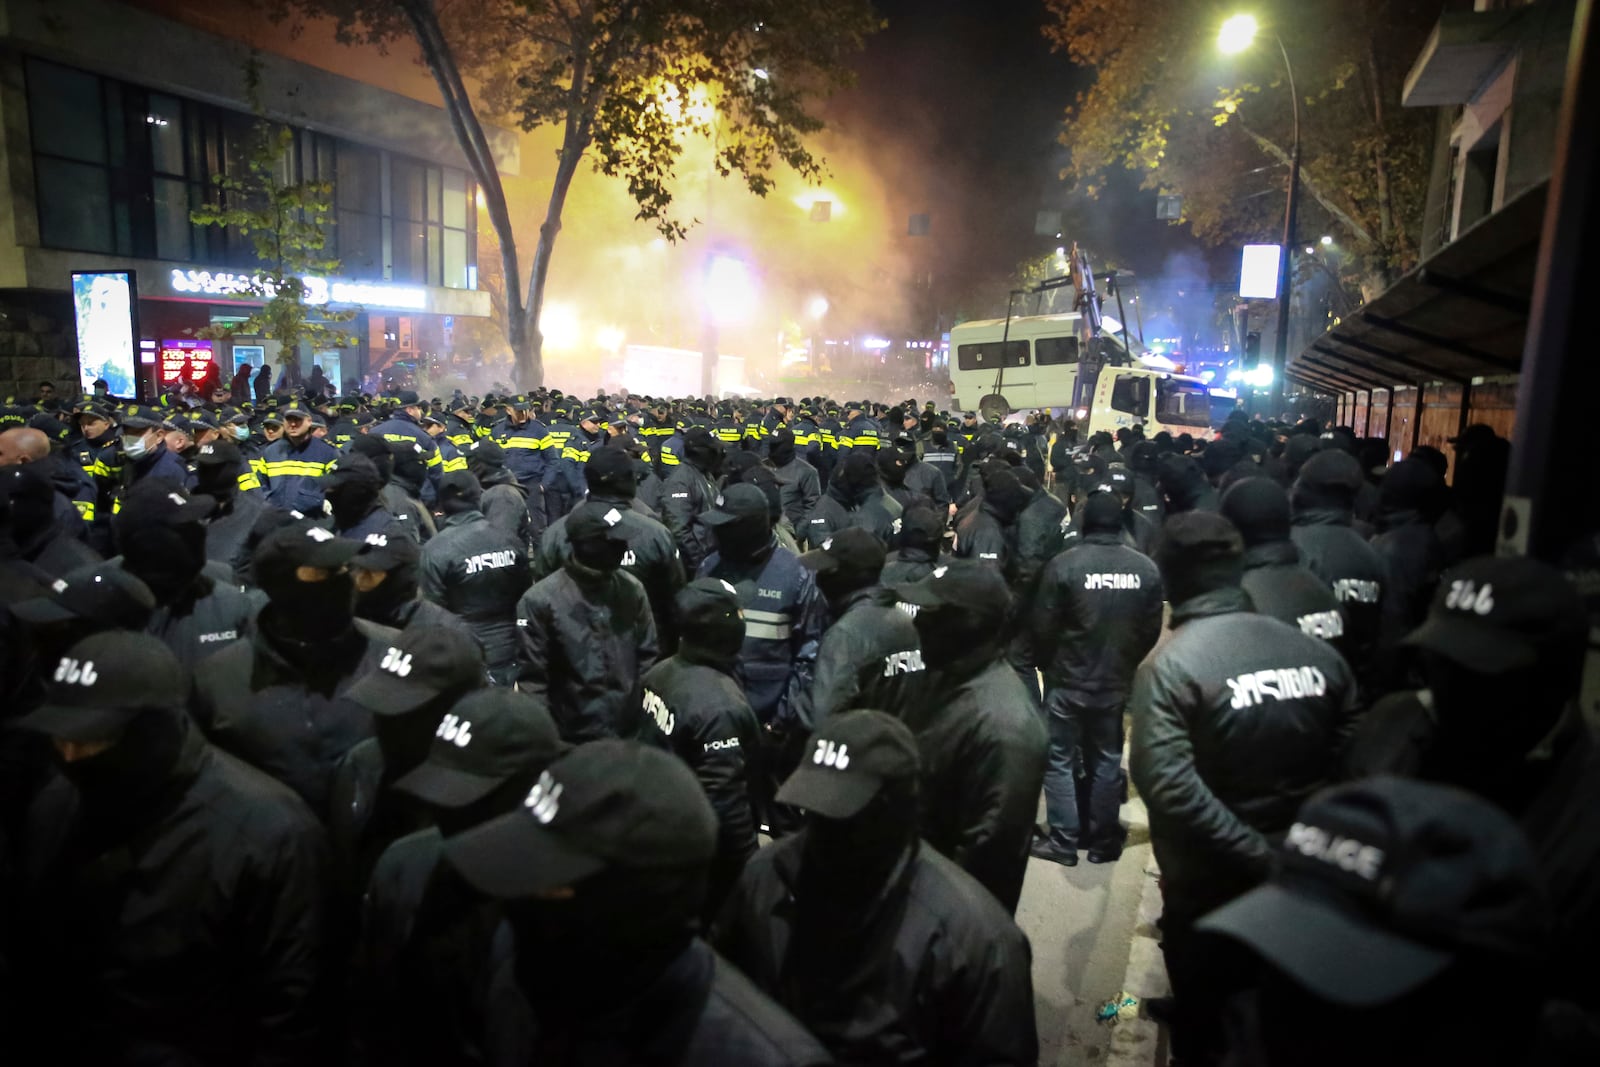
<box><xmin>1237</xmin><ymin>121</ymin><xmax>1374</xmax><ymax>246</ymax></box>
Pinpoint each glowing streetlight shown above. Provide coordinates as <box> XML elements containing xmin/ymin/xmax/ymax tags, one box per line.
<box><xmin>596</xmin><ymin>326</ymin><xmax>626</xmax><ymax>353</ymax></box>
<box><xmin>540</xmin><ymin>302</ymin><xmax>581</xmax><ymax>350</ymax></box>
<box><xmin>807</xmin><ymin>295</ymin><xmax>829</xmax><ymax>321</ymax></box>
<box><xmin>1217</xmin><ymin>14</ymin><xmax>1258</xmax><ymax>55</ymax></box>
<box><xmin>752</xmin><ymin>68</ymin><xmax>770</xmax><ymax>81</ymax></box>
<box><xmin>1320</xmin><ymin>234</ymin><xmax>1334</xmax><ymax>246</ymax></box>
<box><xmin>1305</xmin><ymin>245</ymin><xmax>1316</xmax><ymax>255</ymax></box>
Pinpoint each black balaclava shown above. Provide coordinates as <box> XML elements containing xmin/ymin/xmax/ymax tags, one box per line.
<box><xmin>828</xmin><ymin>450</ymin><xmax>879</xmax><ymax>508</ymax></box>
<box><xmin>912</xmin><ymin>602</ymin><xmax>1003</xmax><ymax>668</ymax></box>
<box><xmin>433</xmin><ymin>766</ymin><xmax>543</xmax><ymax>838</ymax></box>
<box><xmin>1156</xmin><ymin>512</ymin><xmax>1246</xmax><ymax>607</ymax></box>
<box><xmin>797</xmin><ymin>782</ymin><xmax>919</xmax><ymax>909</ymax></box>
<box><xmin>896</xmin><ymin>505</ymin><xmax>942</xmax><ymax>558</ymax></box>
<box><xmin>192</xmin><ymin>459</ymin><xmax>238</xmax><ymax>505</ymax></box>
<box><xmin>437</xmin><ymin>472</ymin><xmax>484</xmax><ymax>516</ymax></box>
<box><xmin>347</xmin><ymin>432</ymin><xmax>397</xmax><ymax>482</ymax></box>
<box><xmin>814</xmin><ymin>556</ymin><xmax>878</xmax><ymax>610</ymax></box>
<box><xmin>1220</xmin><ymin>477</ymin><xmax>1293</xmax><ymax>548</ymax></box>
<box><xmin>711</xmin><ymin>506</ymin><xmax>773</xmax><ymax>562</ymax></box>
<box><xmin>1</xmin><ymin>465</ymin><xmax>58</xmax><ymax>559</ymax></box>
<box><xmin>55</xmin><ymin>706</ymin><xmax>188</xmax><ymax>832</ymax></box>
<box><xmin>256</xmin><ymin>553</ymin><xmax>356</xmax><ymax>643</ymax></box>
<box><xmin>375</xmin><ymin>692</ymin><xmax>461</xmax><ymax>785</ymax></box>
<box><xmin>324</xmin><ymin>455</ymin><xmax>385</xmax><ymax>530</ymax></box>
<box><xmin>876</xmin><ymin>447</ymin><xmax>909</xmax><ymax>490</ymax></box>
<box><xmin>117</xmin><ymin>519</ymin><xmax>207</xmax><ymax>605</ymax></box>
<box><xmin>1378</xmin><ymin>458</ymin><xmax>1443</xmax><ymax>524</ymax></box>
<box><xmin>930</xmin><ymin>426</ymin><xmax>949</xmax><ymax>448</ymax></box>
<box><xmin>506</xmin><ymin>865</ymin><xmax>706</xmax><ymax>1011</ymax></box>
<box><xmin>1292</xmin><ymin>449</ymin><xmax>1363</xmax><ymax>516</ymax></box>
<box><xmin>981</xmin><ymin>469</ymin><xmax>1030</xmax><ymax>525</ymax></box>
<box><xmin>1081</xmin><ymin>491</ymin><xmax>1125</xmax><ymax>537</ymax></box>
<box><xmin>584</xmin><ymin>445</ymin><xmax>637</xmax><ymax>500</ymax></box>
<box><xmin>570</xmin><ymin>532</ymin><xmax>627</xmax><ymax>572</ymax></box>
<box><xmin>683</xmin><ymin>429</ymin><xmax>723</xmax><ymax>476</ymax></box>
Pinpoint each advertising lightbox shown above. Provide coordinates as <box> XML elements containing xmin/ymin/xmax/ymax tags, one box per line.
<box><xmin>71</xmin><ymin>270</ymin><xmax>140</xmax><ymax>397</ymax></box>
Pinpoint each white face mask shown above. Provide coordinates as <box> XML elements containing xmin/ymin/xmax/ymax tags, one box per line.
<box><xmin>122</xmin><ymin>433</ymin><xmax>150</xmax><ymax>459</ymax></box>
<box><xmin>233</xmin><ymin>425</ymin><xmax>250</xmax><ymax>441</ymax></box>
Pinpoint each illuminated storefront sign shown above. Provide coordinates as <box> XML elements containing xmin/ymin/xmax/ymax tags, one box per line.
<box><xmin>159</xmin><ymin>338</ymin><xmax>214</xmax><ymax>386</ymax></box>
<box><xmin>167</xmin><ymin>268</ymin><xmax>429</xmax><ymax>311</ymax></box>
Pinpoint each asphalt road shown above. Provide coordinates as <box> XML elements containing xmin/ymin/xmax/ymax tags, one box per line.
<box><xmin>1017</xmin><ymin>790</ymin><xmax>1166</xmax><ymax>1066</ymax></box>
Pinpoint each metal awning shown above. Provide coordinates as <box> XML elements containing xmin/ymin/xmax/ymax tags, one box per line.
<box><xmin>1288</xmin><ymin>180</ymin><xmax>1547</xmax><ymax>392</ymax></box>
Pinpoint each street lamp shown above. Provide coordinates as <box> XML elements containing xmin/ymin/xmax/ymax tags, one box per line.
<box><xmin>1219</xmin><ymin>12</ymin><xmax>1300</xmax><ymax>419</ymax></box>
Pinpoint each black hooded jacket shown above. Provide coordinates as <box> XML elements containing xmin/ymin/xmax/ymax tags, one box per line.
<box><xmin>1033</xmin><ymin>532</ymin><xmax>1165</xmax><ymax>705</ymax></box>
<box><xmin>515</xmin><ymin>559</ymin><xmax>659</xmax><ymax>743</ymax></box>
<box><xmin>713</xmin><ymin>834</ymin><xmax>1038</xmax><ymax>1067</ymax></box>
<box><xmin>660</xmin><ymin>459</ymin><xmax>721</xmax><ymax>573</ymax></box>
<box><xmin>10</xmin><ymin>709</ymin><xmax>330</xmax><ymax>1065</ymax></box>
<box><xmin>1240</xmin><ymin>540</ymin><xmax>1348</xmax><ymax>647</ymax></box>
<box><xmin>1290</xmin><ymin>484</ymin><xmax>1389</xmax><ymax>691</ymax></box>
<box><xmin>191</xmin><ymin>611</ymin><xmax>399</xmax><ymax>817</ymax></box>
<box><xmin>799</xmin><ymin>585</ymin><xmax>926</xmax><ymax>728</ymax></box>
<box><xmin>1128</xmin><ymin>587</ymin><xmax>1359</xmax><ymax>915</ymax></box>
<box><xmin>420</xmin><ymin>511</ymin><xmax>532</xmax><ymax>674</ymax></box>
<box><xmin>800</xmin><ymin>479</ymin><xmax>904</xmax><ymax>550</ymax></box>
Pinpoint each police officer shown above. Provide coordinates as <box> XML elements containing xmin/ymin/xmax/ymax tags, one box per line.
<box><xmin>715</xmin><ymin>711</ymin><xmax>1038</xmax><ymax>1066</ymax></box>
<box><xmin>1220</xmin><ymin>476</ymin><xmax>1347</xmax><ymax>648</ymax></box>
<box><xmin>190</xmin><ymin>520</ymin><xmax>401</xmax><ymax>817</ymax></box>
<box><xmin>1129</xmin><ymin>511</ymin><xmax>1358</xmax><ymax>1065</ymax></box>
<box><xmin>352</xmin><ymin>688</ymin><xmax>567</xmax><ymax>1066</ymax></box>
<box><xmin>890</xmin><ymin>561</ymin><xmax>1047</xmax><ymax>914</ymax></box>
<box><xmin>115</xmin><ymin>404</ymin><xmax>191</xmax><ymax>497</ymax></box>
<box><xmin>796</xmin><ymin>527</ymin><xmax>924</xmax><ymax>725</ymax></box>
<box><xmin>443</xmin><ymin>741</ymin><xmax>831</xmax><ymax>1065</ymax></box>
<box><xmin>799</xmin><ymin>448</ymin><xmax>903</xmax><ymax>549</ymax></box>
<box><xmin>371</xmin><ymin>390</ymin><xmax>444</xmax><ymax>504</ymax></box>
<box><xmin>1031</xmin><ymin>492</ymin><xmax>1164</xmax><ymax>866</ymax></box>
<box><xmin>544</xmin><ymin>406</ymin><xmax>606</xmax><ymax>521</ymax></box>
<box><xmin>768</xmin><ymin>426</ymin><xmax>821</xmax><ymax>528</ymax></box>
<box><xmin>660</xmin><ymin>426</ymin><xmax>723</xmax><ymax>574</ymax></box>
<box><xmin>517</xmin><ymin>500</ymin><xmax>658</xmax><ymax>742</ymax></box>
<box><xmin>258</xmin><ymin>399</ymin><xmax>340</xmax><ymax>512</ymax></box>
<box><xmin>112</xmin><ymin>479</ymin><xmax>255</xmax><ymax>670</ymax></box>
<box><xmin>420</xmin><ymin>471</ymin><xmax>531</xmax><ymax>686</ymax></box>
<box><xmin>638</xmin><ymin>577</ymin><xmax>764</xmax><ymax>919</ymax></box>
<box><xmin>496</xmin><ymin>395</ymin><xmax>551</xmax><ymax>492</ymax></box>
<box><xmin>8</xmin><ymin>631</ymin><xmax>332</xmax><ymax>1064</ymax></box>
<box><xmin>534</xmin><ymin>446</ymin><xmax>685</xmax><ymax>649</ymax></box>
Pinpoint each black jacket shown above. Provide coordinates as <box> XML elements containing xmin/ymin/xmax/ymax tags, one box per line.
<box><xmin>10</xmin><ymin>712</ymin><xmax>330</xmax><ymax>1065</ymax></box>
<box><xmin>952</xmin><ymin>503</ymin><xmax>1012</xmax><ymax>576</ymax></box>
<box><xmin>898</xmin><ymin>649</ymin><xmax>1048</xmax><ymax>913</ymax></box>
<box><xmin>1033</xmin><ymin>533</ymin><xmax>1165</xmax><ymax>705</ymax></box>
<box><xmin>1240</xmin><ymin>540</ymin><xmax>1348</xmax><ymax>649</ymax></box>
<box><xmin>773</xmin><ymin>456</ymin><xmax>822</xmax><ymax>527</ymax></box>
<box><xmin>143</xmin><ymin>571</ymin><xmax>257</xmax><ymax>671</ymax></box>
<box><xmin>534</xmin><ymin>493</ymin><xmax>686</xmax><ymax>650</ymax></box>
<box><xmin>880</xmin><ymin>548</ymin><xmax>937</xmax><ymax>586</ymax></box>
<box><xmin>660</xmin><ymin>461</ymin><xmax>721</xmax><ymax>574</ymax></box>
<box><xmin>479</xmin><ymin>468</ymin><xmax>541</xmax><ymax>550</ymax></box>
<box><xmin>191</xmin><ymin>612</ymin><xmax>399</xmax><ymax>817</ymax></box>
<box><xmin>1291</xmin><ymin>508</ymin><xmax>1389</xmax><ymax>690</ymax></box>
<box><xmin>1007</xmin><ymin>488</ymin><xmax>1068</xmax><ymax>675</ymax></box>
<box><xmin>799</xmin><ymin>586</ymin><xmax>926</xmax><ymax>728</ymax></box>
<box><xmin>516</xmin><ymin>559</ymin><xmax>659</xmax><ymax>743</ymax></box>
<box><xmin>1128</xmin><ymin>588</ymin><xmax>1359</xmax><ymax>915</ymax></box>
<box><xmin>799</xmin><ymin>485</ymin><xmax>904</xmax><ymax>551</ymax></box>
<box><xmin>638</xmin><ymin>650</ymin><xmax>763</xmax><ymax>911</ymax></box>
<box><xmin>486</xmin><ymin>938</ymin><xmax>831</xmax><ymax>1067</ymax></box>
<box><xmin>714</xmin><ymin>833</ymin><xmax>1038</xmax><ymax>1067</ymax></box>
<box><xmin>204</xmin><ymin>489</ymin><xmax>268</xmax><ymax>573</ymax></box>
<box><xmin>699</xmin><ymin>541</ymin><xmax>827</xmax><ymax>728</ymax></box>
<box><xmin>420</xmin><ymin>511</ymin><xmax>532</xmax><ymax>675</ymax></box>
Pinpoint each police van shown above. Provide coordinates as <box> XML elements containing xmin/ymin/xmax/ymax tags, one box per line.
<box><xmin>949</xmin><ymin>312</ymin><xmax>1213</xmax><ymax>437</ymax></box>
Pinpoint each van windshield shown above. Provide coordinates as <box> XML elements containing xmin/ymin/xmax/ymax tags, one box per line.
<box><xmin>1156</xmin><ymin>379</ymin><xmax>1213</xmax><ymax>427</ymax></box>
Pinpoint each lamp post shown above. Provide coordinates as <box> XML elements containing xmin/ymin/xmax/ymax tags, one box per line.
<box><xmin>1220</xmin><ymin>14</ymin><xmax>1299</xmax><ymax>419</ymax></box>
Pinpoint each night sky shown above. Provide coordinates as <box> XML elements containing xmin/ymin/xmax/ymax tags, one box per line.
<box><xmin>834</xmin><ymin>0</ymin><xmax>1230</xmax><ymax>324</ymax></box>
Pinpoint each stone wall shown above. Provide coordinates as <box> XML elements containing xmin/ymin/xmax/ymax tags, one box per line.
<box><xmin>0</xmin><ymin>289</ymin><xmax>77</xmax><ymax>402</ymax></box>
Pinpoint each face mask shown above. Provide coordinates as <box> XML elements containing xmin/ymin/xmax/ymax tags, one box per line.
<box><xmin>54</xmin><ymin>707</ymin><xmax>185</xmax><ymax>814</ymax></box>
<box><xmin>571</xmin><ymin>535</ymin><xmax>627</xmax><ymax>572</ymax></box>
<box><xmin>121</xmin><ymin>433</ymin><xmax>150</xmax><ymax>459</ymax></box>
<box><xmin>233</xmin><ymin>426</ymin><xmax>249</xmax><ymax>442</ymax></box>
<box><xmin>712</xmin><ymin>515</ymin><xmax>772</xmax><ymax>561</ymax></box>
<box><xmin>264</xmin><ymin>570</ymin><xmax>356</xmax><ymax>641</ymax></box>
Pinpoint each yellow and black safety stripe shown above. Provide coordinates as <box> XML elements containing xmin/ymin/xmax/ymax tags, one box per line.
<box><xmin>238</xmin><ymin>469</ymin><xmax>262</xmax><ymax>492</ymax></box>
<box><xmin>261</xmin><ymin>459</ymin><xmax>336</xmax><ymax>478</ymax></box>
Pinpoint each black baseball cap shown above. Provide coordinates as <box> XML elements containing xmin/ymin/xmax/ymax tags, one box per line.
<box><xmin>10</xmin><ymin>561</ymin><xmax>156</xmax><ymax>627</ymax></box>
<box><xmin>436</xmin><ymin>471</ymin><xmax>483</xmax><ymax>508</ymax></box>
<box><xmin>394</xmin><ymin>689</ymin><xmax>569</xmax><ymax>808</ymax></box>
<box><xmin>775</xmin><ymin>710</ymin><xmax>920</xmax><ymax>819</ymax></box>
<box><xmin>17</xmin><ymin>631</ymin><xmax>186</xmax><ymax>740</ymax></box>
<box><xmin>567</xmin><ymin>499</ymin><xmax>629</xmax><ymax>545</ymax></box>
<box><xmin>1402</xmin><ymin>555</ymin><xmax>1587</xmax><ymax>674</ymax></box>
<box><xmin>346</xmin><ymin>627</ymin><xmax>486</xmax><ymax>715</ymax></box>
<box><xmin>443</xmin><ymin>740</ymin><xmax>718</xmax><ymax>898</ymax></box>
<box><xmin>113</xmin><ymin>480</ymin><xmax>216</xmax><ymax>528</ymax></box>
<box><xmin>193</xmin><ymin>440</ymin><xmax>243</xmax><ymax>468</ymax></box>
<box><xmin>396</xmin><ymin>390</ymin><xmax>421</xmax><ymax>406</ymax></box>
<box><xmin>891</xmin><ymin>559</ymin><xmax>1012</xmax><ymax>619</ymax></box>
<box><xmin>675</xmin><ymin>577</ymin><xmax>744</xmax><ymax>629</ymax></box>
<box><xmin>700</xmin><ymin>483</ymin><xmax>770</xmax><ymax>527</ymax></box>
<box><xmin>351</xmin><ymin>529</ymin><xmax>421</xmax><ymax>571</ymax></box>
<box><xmin>254</xmin><ymin>519</ymin><xmax>363</xmax><ymax>571</ymax></box>
<box><xmin>799</xmin><ymin>526</ymin><xmax>886</xmax><ymax>577</ymax></box>
<box><xmin>280</xmin><ymin>401</ymin><xmax>315</xmax><ymax>420</ymax></box>
<box><xmin>1198</xmin><ymin>776</ymin><xmax>1548</xmax><ymax>1008</ymax></box>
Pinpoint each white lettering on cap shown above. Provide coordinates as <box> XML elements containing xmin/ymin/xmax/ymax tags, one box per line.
<box><xmin>167</xmin><ymin>492</ymin><xmax>187</xmax><ymax>507</ymax></box>
<box><xmin>436</xmin><ymin>713</ymin><xmax>473</xmax><ymax>747</ymax></box>
<box><xmin>54</xmin><ymin>657</ymin><xmax>99</xmax><ymax>686</ymax></box>
<box><xmin>524</xmin><ymin>770</ymin><xmax>562</xmax><ymax>823</ymax></box>
<box><xmin>1285</xmin><ymin>822</ymin><xmax>1385</xmax><ymax>881</ymax></box>
<box><xmin>813</xmin><ymin>739</ymin><xmax>850</xmax><ymax>769</ymax></box>
<box><xmin>380</xmin><ymin>647</ymin><xmax>413</xmax><ymax>677</ymax></box>
<box><xmin>718</xmin><ymin>579</ymin><xmax>737</xmax><ymax>596</ymax></box>
<box><xmin>932</xmin><ymin>565</ymin><xmax>948</xmax><ymax>578</ymax></box>
<box><xmin>305</xmin><ymin>526</ymin><xmax>336</xmax><ymax>543</ymax></box>
<box><xmin>1444</xmin><ymin>579</ymin><xmax>1495</xmax><ymax>616</ymax></box>
<box><xmin>603</xmin><ymin>507</ymin><xmax>622</xmax><ymax>526</ymax></box>
<box><xmin>365</xmin><ymin>533</ymin><xmax>388</xmax><ymax>547</ymax></box>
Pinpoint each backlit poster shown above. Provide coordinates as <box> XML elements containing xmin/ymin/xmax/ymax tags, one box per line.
<box><xmin>71</xmin><ymin>270</ymin><xmax>140</xmax><ymax>397</ymax></box>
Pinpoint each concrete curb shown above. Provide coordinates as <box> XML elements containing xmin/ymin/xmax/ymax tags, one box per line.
<box><xmin>1104</xmin><ymin>848</ymin><xmax>1171</xmax><ymax>1067</ymax></box>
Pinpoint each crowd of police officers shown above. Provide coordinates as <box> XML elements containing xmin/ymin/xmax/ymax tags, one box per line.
<box><xmin>0</xmin><ymin>375</ymin><xmax>1597</xmax><ymax>1066</ymax></box>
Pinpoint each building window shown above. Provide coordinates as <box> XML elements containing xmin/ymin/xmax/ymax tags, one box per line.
<box><xmin>25</xmin><ymin>56</ymin><xmax>477</xmax><ymax>289</ymax></box>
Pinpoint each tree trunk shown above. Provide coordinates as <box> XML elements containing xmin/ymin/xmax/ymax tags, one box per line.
<box><xmin>1367</xmin><ymin>40</ymin><xmax>1406</xmax><ymax>276</ymax></box>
